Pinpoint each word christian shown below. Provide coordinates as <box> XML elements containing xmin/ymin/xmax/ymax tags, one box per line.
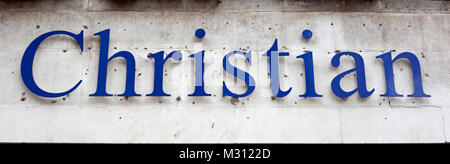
<box><xmin>20</xmin><ymin>29</ymin><xmax>431</xmax><ymax>98</ymax></box>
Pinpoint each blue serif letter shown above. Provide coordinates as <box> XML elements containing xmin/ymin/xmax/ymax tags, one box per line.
<box><xmin>331</xmin><ymin>52</ymin><xmax>374</xmax><ymax>98</ymax></box>
<box><xmin>21</xmin><ymin>30</ymin><xmax>84</xmax><ymax>98</ymax></box>
<box><xmin>222</xmin><ymin>51</ymin><xmax>255</xmax><ymax>97</ymax></box>
<box><xmin>188</xmin><ymin>50</ymin><xmax>211</xmax><ymax>96</ymax></box>
<box><xmin>90</xmin><ymin>29</ymin><xmax>140</xmax><ymax>97</ymax></box>
<box><xmin>263</xmin><ymin>39</ymin><xmax>292</xmax><ymax>98</ymax></box>
<box><xmin>376</xmin><ymin>52</ymin><xmax>430</xmax><ymax>97</ymax></box>
<box><xmin>296</xmin><ymin>51</ymin><xmax>322</xmax><ymax>97</ymax></box>
<box><xmin>147</xmin><ymin>51</ymin><xmax>182</xmax><ymax>96</ymax></box>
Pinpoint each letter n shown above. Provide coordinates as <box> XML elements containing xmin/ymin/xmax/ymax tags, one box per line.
<box><xmin>376</xmin><ymin>52</ymin><xmax>430</xmax><ymax>97</ymax></box>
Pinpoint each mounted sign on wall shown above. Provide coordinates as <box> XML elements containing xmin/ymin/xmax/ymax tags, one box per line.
<box><xmin>20</xmin><ymin>28</ymin><xmax>431</xmax><ymax>99</ymax></box>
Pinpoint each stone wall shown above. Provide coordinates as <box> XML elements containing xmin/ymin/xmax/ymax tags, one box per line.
<box><xmin>0</xmin><ymin>0</ymin><xmax>449</xmax><ymax>143</ymax></box>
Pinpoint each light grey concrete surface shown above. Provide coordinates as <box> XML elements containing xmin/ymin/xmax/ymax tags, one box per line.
<box><xmin>0</xmin><ymin>0</ymin><xmax>449</xmax><ymax>143</ymax></box>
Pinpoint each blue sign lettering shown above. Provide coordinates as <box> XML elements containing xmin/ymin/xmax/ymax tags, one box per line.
<box><xmin>20</xmin><ymin>28</ymin><xmax>431</xmax><ymax>99</ymax></box>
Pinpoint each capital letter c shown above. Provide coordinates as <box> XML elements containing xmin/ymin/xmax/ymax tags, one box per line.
<box><xmin>21</xmin><ymin>30</ymin><xmax>83</xmax><ymax>98</ymax></box>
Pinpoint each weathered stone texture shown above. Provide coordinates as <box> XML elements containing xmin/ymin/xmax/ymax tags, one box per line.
<box><xmin>0</xmin><ymin>0</ymin><xmax>449</xmax><ymax>143</ymax></box>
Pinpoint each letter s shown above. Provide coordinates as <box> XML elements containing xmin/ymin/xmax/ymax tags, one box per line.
<box><xmin>222</xmin><ymin>51</ymin><xmax>255</xmax><ymax>97</ymax></box>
